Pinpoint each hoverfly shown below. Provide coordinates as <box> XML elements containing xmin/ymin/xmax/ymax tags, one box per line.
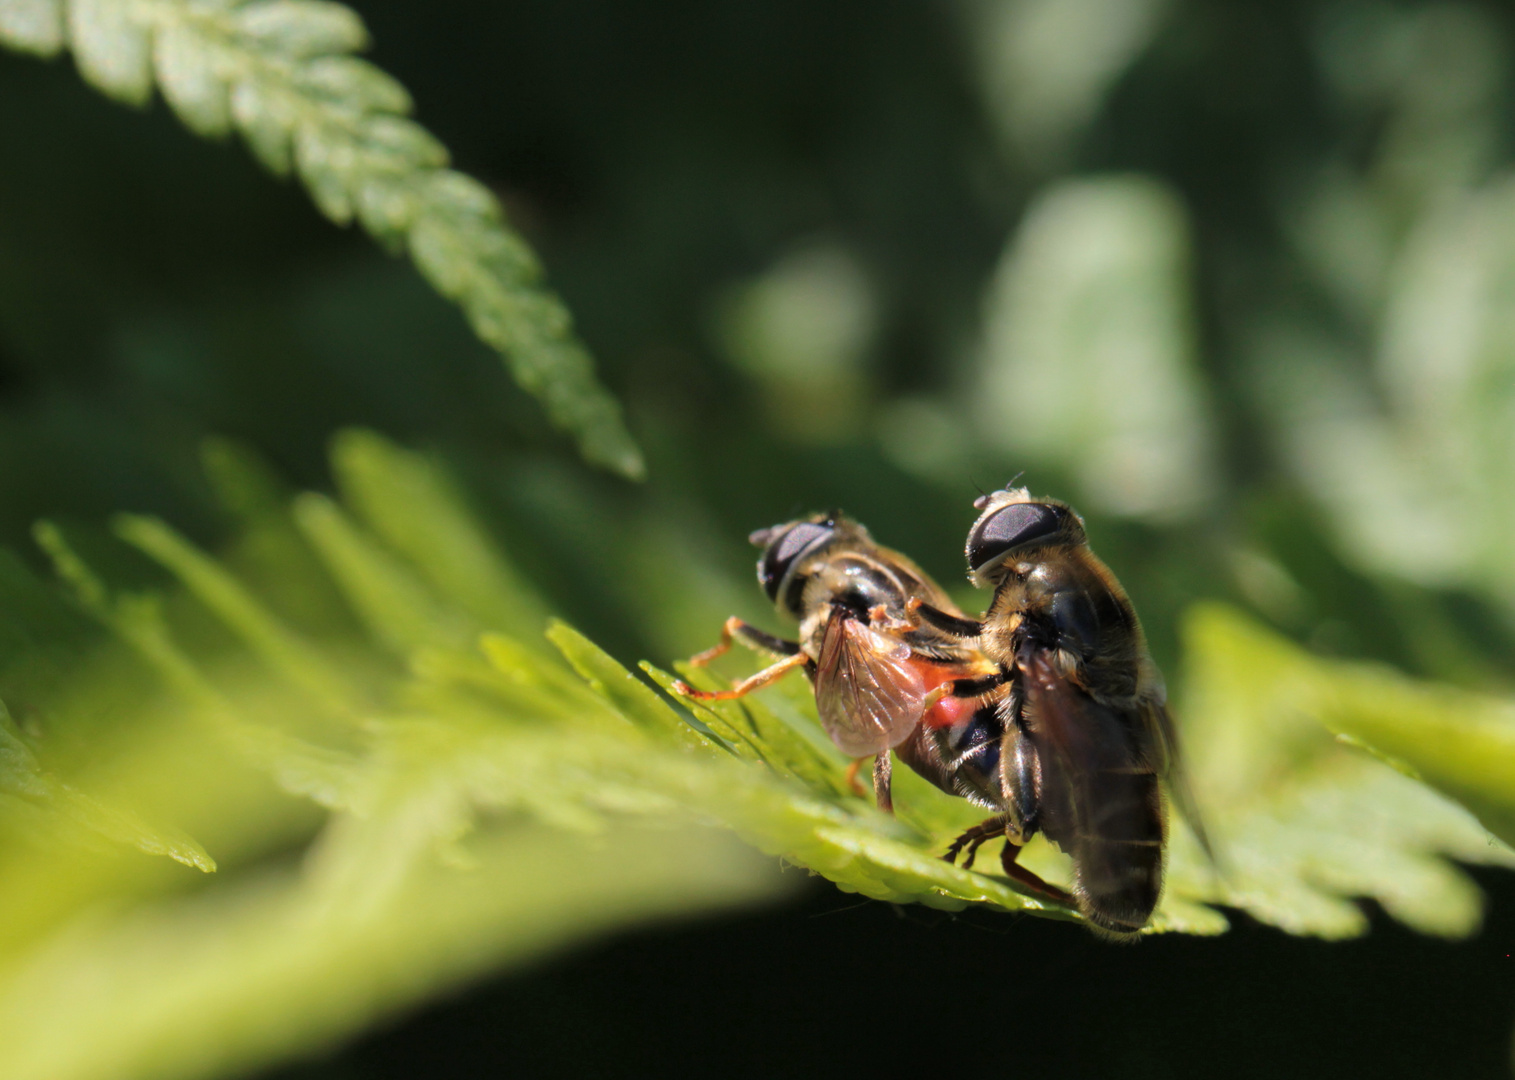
<box><xmin>671</xmin><ymin>514</ymin><xmax>1005</xmax><ymax>818</ymax></box>
<box><xmin>907</xmin><ymin>487</ymin><xmax>1209</xmax><ymax>934</ymax></box>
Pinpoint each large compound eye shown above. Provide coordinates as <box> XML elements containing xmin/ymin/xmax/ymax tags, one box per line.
<box><xmin>755</xmin><ymin>521</ymin><xmax>835</xmax><ymax>605</ymax></box>
<box><xmin>967</xmin><ymin>502</ymin><xmax>1062</xmax><ymax>575</ymax></box>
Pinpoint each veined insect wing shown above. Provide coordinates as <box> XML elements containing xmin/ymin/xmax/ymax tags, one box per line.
<box><xmin>1145</xmin><ymin>698</ymin><xmax>1216</xmax><ymax>864</ymax></box>
<box><xmin>813</xmin><ymin>607</ymin><xmax>928</xmax><ymax>757</ymax></box>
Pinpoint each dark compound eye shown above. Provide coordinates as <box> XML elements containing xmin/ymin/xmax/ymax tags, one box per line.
<box><xmin>967</xmin><ymin>502</ymin><xmax>1062</xmax><ymax>574</ymax></box>
<box><xmin>756</xmin><ymin>521</ymin><xmax>835</xmax><ymax>605</ymax></box>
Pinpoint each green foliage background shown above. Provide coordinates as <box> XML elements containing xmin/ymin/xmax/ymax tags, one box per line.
<box><xmin>3</xmin><ymin>1</ymin><xmax>1515</xmax><ymax>1077</ymax></box>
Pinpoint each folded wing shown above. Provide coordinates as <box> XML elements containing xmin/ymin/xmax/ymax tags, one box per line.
<box><xmin>1018</xmin><ymin>645</ymin><xmax>1164</xmax><ymax>935</ymax></box>
<box><xmin>815</xmin><ymin>608</ymin><xmax>928</xmax><ymax>758</ymax></box>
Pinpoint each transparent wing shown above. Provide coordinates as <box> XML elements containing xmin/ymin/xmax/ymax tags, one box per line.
<box><xmin>1141</xmin><ymin>696</ymin><xmax>1215</xmax><ymax>863</ymax></box>
<box><xmin>814</xmin><ymin>608</ymin><xmax>928</xmax><ymax>757</ymax></box>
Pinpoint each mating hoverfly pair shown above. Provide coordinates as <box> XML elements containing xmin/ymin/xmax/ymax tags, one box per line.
<box><xmin>672</xmin><ymin>487</ymin><xmax>1208</xmax><ymax>935</ymax></box>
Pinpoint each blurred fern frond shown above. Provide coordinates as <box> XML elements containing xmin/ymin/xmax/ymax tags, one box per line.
<box><xmin>0</xmin><ymin>430</ymin><xmax>1065</xmax><ymax>1080</ymax></box>
<box><xmin>1174</xmin><ymin>605</ymin><xmax>1515</xmax><ymax>939</ymax></box>
<box><xmin>0</xmin><ymin>431</ymin><xmax>1512</xmax><ymax>1080</ymax></box>
<box><xmin>0</xmin><ymin>700</ymin><xmax>213</xmax><ymax>872</ymax></box>
<box><xmin>0</xmin><ymin>0</ymin><xmax>643</xmax><ymax>479</ymax></box>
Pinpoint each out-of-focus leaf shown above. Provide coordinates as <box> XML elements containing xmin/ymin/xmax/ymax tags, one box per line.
<box><xmin>113</xmin><ymin>514</ymin><xmax>355</xmax><ymax>717</ymax></box>
<box><xmin>1256</xmin><ymin>10</ymin><xmax>1515</xmax><ymax>619</ymax></box>
<box><xmin>292</xmin><ymin>492</ymin><xmax>474</xmax><ymax>654</ymax></box>
<box><xmin>154</xmin><ymin>20</ymin><xmax>230</xmax><ymax>137</ymax></box>
<box><xmin>1316</xmin><ymin>657</ymin><xmax>1515</xmax><ymax>851</ymax></box>
<box><xmin>0</xmin><ymin>706</ymin><xmax>214</xmax><ymax>872</ymax></box>
<box><xmin>0</xmin><ymin>0</ymin><xmax>643</xmax><ymax>478</ymax></box>
<box><xmin>0</xmin><ymin>0</ymin><xmax>64</xmax><ymax>55</ymax></box>
<box><xmin>964</xmin><ymin>0</ymin><xmax>1171</xmax><ymax>165</ymax></box>
<box><xmin>1167</xmin><ymin>604</ymin><xmax>1515</xmax><ymax>939</ymax></box>
<box><xmin>712</xmin><ymin>242</ymin><xmax>876</xmax><ymax>444</ymax></box>
<box><xmin>0</xmin><ymin>822</ymin><xmax>781</xmax><ymax>1080</ymax></box>
<box><xmin>331</xmin><ymin>429</ymin><xmax>551</xmax><ymax>641</ymax></box>
<box><xmin>976</xmin><ymin>175</ymin><xmax>1215</xmax><ymax>521</ymax></box>
<box><xmin>68</xmin><ymin>0</ymin><xmax>152</xmax><ymax>105</ymax></box>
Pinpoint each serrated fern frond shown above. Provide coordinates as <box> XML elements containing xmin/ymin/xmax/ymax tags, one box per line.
<box><xmin>2</xmin><ymin>431</ymin><xmax>1515</xmax><ymax>1080</ymax></box>
<box><xmin>1173</xmin><ymin>604</ymin><xmax>1515</xmax><ymax>939</ymax></box>
<box><xmin>0</xmin><ymin>700</ymin><xmax>214</xmax><ymax>871</ymax></box>
<box><xmin>0</xmin><ymin>0</ymin><xmax>644</xmax><ymax>479</ymax></box>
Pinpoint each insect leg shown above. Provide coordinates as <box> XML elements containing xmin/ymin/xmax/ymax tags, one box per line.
<box><xmin>1000</xmin><ymin>842</ymin><xmax>1074</xmax><ymax>908</ymax></box>
<box><xmin>688</xmin><ymin>616</ymin><xmax>801</xmax><ymax>666</ymax></box>
<box><xmin>1002</xmin><ymin>713</ymin><xmax>1040</xmax><ymax>836</ymax></box>
<box><xmin>844</xmin><ymin>758</ymin><xmax>868</xmax><ymax>798</ymax></box>
<box><xmin>873</xmin><ymin>751</ymin><xmax>894</xmax><ymax>813</ymax></box>
<box><xmin>947</xmin><ymin>671</ymin><xmax>1010</xmax><ymax>700</ymax></box>
<box><xmin>944</xmin><ymin>818</ymin><xmax>1010</xmax><ymax>870</ymax></box>
<box><xmin>672</xmin><ymin>652</ymin><xmax>808</xmax><ymax>700</ymax></box>
<box><xmin>914</xmin><ymin>670</ymin><xmax>1011</xmax><ymax>725</ymax></box>
<box><xmin>905</xmin><ymin>597</ymin><xmax>985</xmax><ymax>639</ymax></box>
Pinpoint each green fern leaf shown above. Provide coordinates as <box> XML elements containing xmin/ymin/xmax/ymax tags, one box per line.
<box><xmin>330</xmin><ymin>429</ymin><xmax>551</xmax><ymax>642</ymax></box>
<box><xmin>291</xmin><ymin>491</ymin><xmax>475</xmax><ymax>654</ymax></box>
<box><xmin>1312</xmin><ymin>642</ymin><xmax>1515</xmax><ymax>851</ymax></box>
<box><xmin>3</xmin><ymin>431</ymin><xmax>1513</xmax><ymax>1080</ymax></box>
<box><xmin>0</xmin><ymin>0</ymin><xmax>644</xmax><ymax>478</ymax></box>
<box><xmin>1166</xmin><ymin>604</ymin><xmax>1515</xmax><ymax>939</ymax></box>
<box><xmin>547</xmin><ymin>623</ymin><xmax>717</xmax><ymax>753</ymax></box>
<box><xmin>236</xmin><ymin>1</ymin><xmax>366</xmax><ymax>57</ymax></box>
<box><xmin>153</xmin><ymin>19</ymin><xmax>231</xmax><ymax>135</ymax></box>
<box><xmin>112</xmin><ymin>513</ymin><xmax>357</xmax><ymax>717</ymax></box>
<box><xmin>0</xmin><ymin>704</ymin><xmax>214</xmax><ymax>872</ymax></box>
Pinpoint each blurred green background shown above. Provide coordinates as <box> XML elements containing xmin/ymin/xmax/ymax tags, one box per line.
<box><xmin>5</xmin><ymin>0</ymin><xmax>1515</xmax><ymax>1077</ymax></box>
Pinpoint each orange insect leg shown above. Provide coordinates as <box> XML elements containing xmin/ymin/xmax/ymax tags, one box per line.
<box><xmin>672</xmin><ymin>651</ymin><xmax>807</xmax><ymax>701</ymax></box>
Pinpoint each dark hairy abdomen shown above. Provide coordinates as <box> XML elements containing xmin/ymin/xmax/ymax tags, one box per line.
<box><xmin>1063</xmin><ymin>764</ymin><xmax>1164</xmax><ymax>935</ymax></box>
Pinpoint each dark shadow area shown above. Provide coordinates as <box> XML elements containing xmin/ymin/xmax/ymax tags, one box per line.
<box><xmin>267</xmin><ymin>868</ymin><xmax>1515</xmax><ymax>1080</ymax></box>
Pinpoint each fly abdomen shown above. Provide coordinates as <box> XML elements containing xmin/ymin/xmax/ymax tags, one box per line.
<box><xmin>1070</xmin><ymin>765</ymin><xmax>1164</xmax><ymax>936</ymax></box>
<box><xmin>895</xmin><ymin>701</ymin><xmax>1005</xmax><ymax>810</ymax></box>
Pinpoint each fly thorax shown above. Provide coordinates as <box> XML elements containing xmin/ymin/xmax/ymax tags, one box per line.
<box><xmin>809</xmin><ymin>557</ymin><xmax>908</xmax><ymax>619</ymax></box>
<box><xmin>1021</xmin><ymin>562</ymin><xmax>1066</xmax><ymax>602</ymax></box>
<box><xmin>1046</xmin><ymin>586</ymin><xmax>1101</xmax><ymax>658</ymax></box>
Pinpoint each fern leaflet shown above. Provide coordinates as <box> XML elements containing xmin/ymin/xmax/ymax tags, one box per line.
<box><xmin>0</xmin><ymin>0</ymin><xmax>645</xmax><ymax>478</ymax></box>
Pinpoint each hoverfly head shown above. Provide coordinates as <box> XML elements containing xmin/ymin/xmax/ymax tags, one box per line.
<box><xmin>752</xmin><ymin>514</ymin><xmax>847</xmax><ymax>616</ymax></box>
<box><xmin>966</xmin><ymin>488</ymin><xmax>1083</xmax><ymax>586</ymax></box>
